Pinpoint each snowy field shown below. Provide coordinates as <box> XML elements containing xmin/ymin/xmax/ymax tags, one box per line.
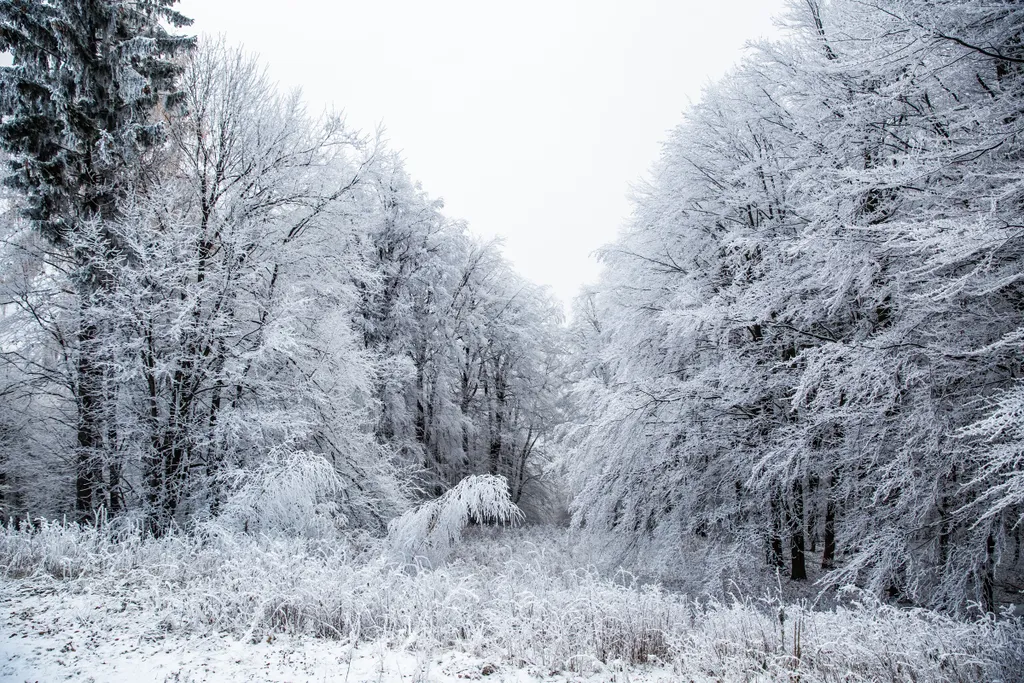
<box><xmin>1</xmin><ymin>523</ymin><xmax>1021</xmax><ymax>682</ymax></box>
<box><xmin>1</xmin><ymin>596</ymin><xmax>618</xmax><ymax>683</ymax></box>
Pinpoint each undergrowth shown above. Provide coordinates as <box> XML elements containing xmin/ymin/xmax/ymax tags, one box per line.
<box><xmin>1</xmin><ymin>521</ymin><xmax>1021</xmax><ymax>681</ymax></box>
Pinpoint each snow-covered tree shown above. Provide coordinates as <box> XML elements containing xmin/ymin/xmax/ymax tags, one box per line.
<box><xmin>0</xmin><ymin>0</ymin><xmax>193</xmax><ymax>519</ymax></box>
<box><xmin>350</xmin><ymin>156</ymin><xmax>566</xmax><ymax>513</ymax></box>
<box><xmin>0</xmin><ymin>32</ymin><xmax>565</xmax><ymax>535</ymax></box>
<box><xmin>566</xmin><ymin>0</ymin><xmax>1024</xmax><ymax>613</ymax></box>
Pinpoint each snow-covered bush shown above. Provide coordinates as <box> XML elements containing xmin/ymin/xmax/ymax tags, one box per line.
<box><xmin>387</xmin><ymin>474</ymin><xmax>523</xmax><ymax>565</ymax></box>
<box><xmin>216</xmin><ymin>451</ymin><xmax>347</xmax><ymax>538</ymax></box>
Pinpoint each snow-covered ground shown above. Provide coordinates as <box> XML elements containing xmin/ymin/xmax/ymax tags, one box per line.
<box><xmin>1</xmin><ymin>523</ymin><xmax>1021</xmax><ymax>682</ymax></box>
<box><xmin>0</xmin><ymin>580</ymin><xmax>678</xmax><ymax>682</ymax></box>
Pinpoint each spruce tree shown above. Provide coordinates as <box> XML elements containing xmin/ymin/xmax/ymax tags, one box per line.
<box><xmin>0</xmin><ymin>0</ymin><xmax>193</xmax><ymax>519</ymax></box>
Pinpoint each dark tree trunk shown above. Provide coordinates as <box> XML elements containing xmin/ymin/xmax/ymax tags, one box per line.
<box><xmin>938</xmin><ymin>464</ymin><xmax>958</xmax><ymax>575</ymax></box>
<box><xmin>75</xmin><ymin>320</ymin><xmax>105</xmax><ymax>522</ymax></box>
<box><xmin>141</xmin><ymin>325</ymin><xmax>166</xmax><ymax>535</ymax></box>
<box><xmin>768</xmin><ymin>494</ymin><xmax>785</xmax><ymax>568</ymax></box>
<box><xmin>488</xmin><ymin>411</ymin><xmax>503</xmax><ymax>476</ymax></box>
<box><xmin>982</xmin><ymin>526</ymin><xmax>997</xmax><ymax>614</ymax></box>
<box><xmin>806</xmin><ymin>474</ymin><xmax>818</xmax><ymax>553</ymax></box>
<box><xmin>789</xmin><ymin>480</ymin><xmax>807</xmax><ymax>581</ymax></box>
<box><xmin>150</xmin><ymin>359</ymin><xmax>192</xmax><ymax>531</ymax></box>
<box><xmin>460</xmin><ymin>350</ymin><xmax>476</xmax><ymax>462</ymax></box>
<box><xmin>206</xmin><ymin>371</ymin><xmax>225</xmax><ymax>516</ymax></box>
<box><xmin>106</xmin><ymin>386</ymin><xmax>123</xmax><ymax>515</ymax></box>
<box><xmin>163</xmin><ymin>439</ymin><xmax>186</xmax><ymax>520</ymax></box>
<box><xmin>0</xmin><ymin>452</ymin><xmax>7</xmax><ymax>518</ymax></box>
<box><xmin>415</xmin><ymin>366</ymin><xmax>427</xmax><ymax>448</ymax></box>
<box><xmin>822</xmin><ymin>473</ymin><xmax>837</xmax><ymax>570</ymax></box>
<box><xmin>108</xmin><ymin>460</ymin><xmax>124</xmax><ymax>514</ymax></box>
<box><xmin>488</xmin><ymin>368</ymin><xmax>506</xmax><ymax>477</ymax></box>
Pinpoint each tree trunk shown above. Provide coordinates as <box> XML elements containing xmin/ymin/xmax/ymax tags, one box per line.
<box><xmin>982</xmin><ymin>525</ymin><xmax>997</xmax><ymax>614</ymax></box>
<box><xmin>768</xmin><ymin>494</ymin><xmax>785</xmax><ymax>568</ymax></box>
<box><xmin>75</xmin><ymin>319</ymin><xmax>105</xmax><ymax>522</ymax></box>
<box><xmin>108</xmin><ymin>460</ymin><xmax>124</xmax><ymax>514</ymax></box>
<box><xmin>943</xmin><ymin>463</ymin><xmax>957</xmax><ymax>556</ymax></box>
<box><xmin>460</xmin><ymin>350</ymin><xmax>476</xmax><ymax>462</ymax></box>
<box><xmin>488</xmin><ymin>367</ymin><xmax>506</xmax><ymax>477</ymax></box>
<box><xmin>415</xmin><ymin>367</ymin><xmax>427</xmax><ymax>448</ymax></box>
<box><xmin>106</xmin><ymin>381</ymin><xmax>123</xmax><ymax>515</ymax></box>
<box><xmin>789</xmin><ymin>480</ymin><xmax>807</xmax><ymax>581</ymax></box>
<box><xmin>206</xmin><ymin>369</ymin><xmax>225</xmax><ymax>515</ymax></box>
<box><xmin>822</xmin><ymin>472</ymin><xmax>837</xmax><ymax>570</ymax></box>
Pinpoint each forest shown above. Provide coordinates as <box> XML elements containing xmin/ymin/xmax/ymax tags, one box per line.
<box><xmin>1</xmin><ymin>0</ymin><xmax>1023</xmax><ymax>680</ymax></box>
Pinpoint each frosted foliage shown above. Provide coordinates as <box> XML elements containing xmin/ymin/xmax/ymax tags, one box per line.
<box><xmin>388</xmin><ymin>474</ymin><xmax>523</xmax><ymax>564</ymax></box>
<box><xmin>0</xmin><ymin>40</ymin><xmax>408</xmax><ymax>531</ymax></box>
<box><xmin>0</xmin><ymin>15</ymin><xmax>566</xmax><ymax>530</ymax></box>
<box><xmin>217</xmin><ymin>451</ymin><xmax>344</xmax><ymax>538</ymax></box>
<box><xmin>562</xmin><ymin>0</ymin><xmax>1024</xmax><ymax>612</ymax></box>
<box><xmin>963</xmin><ymin>383</ymin><xmax>1024</xmax><ymax>522</ymax></box>
<box><xmin>352</xmin><ymin>162</ymin><xmax>566</xmax><ymax>508</ymax></box>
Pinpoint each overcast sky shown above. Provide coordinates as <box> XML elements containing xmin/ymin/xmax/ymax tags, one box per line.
<box><xmin>176</xmin><ymin>0</ymin><xmax>788</xmax><ymax>308</ymax></box>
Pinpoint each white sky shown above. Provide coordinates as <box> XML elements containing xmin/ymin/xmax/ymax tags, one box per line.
<box><xmin>176</xmin><ymin>0</ymin><xmax>788</xmax><ymax>308</ymax></box>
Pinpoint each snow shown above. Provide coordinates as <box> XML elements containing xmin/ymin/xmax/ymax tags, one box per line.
<box><xmin>5</xmin><ymin>3</ymin><xmax>1024</xmax><ymax>681</ymax></box>
<box><xmin>0</xmin><ymin>580</ymin><xmax>677</xmax><ymax>683</ymax></box>
<box><xmin>1</xmin><ymin>525</ymin><xmax>1020</xmax><ymax>682</ymax></box>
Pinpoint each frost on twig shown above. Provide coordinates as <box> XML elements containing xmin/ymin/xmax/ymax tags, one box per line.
<box><xmin>218</xmin><ymin>451</ymin><xmax>345</xmax><ymax>538</ymax></box>
<box><xmin>388</xmin><ymin>474</ymin><xmax>523</xmax><ymax>565</ymax></box>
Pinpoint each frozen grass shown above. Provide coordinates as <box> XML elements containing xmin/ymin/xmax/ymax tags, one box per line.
<box><xmin>1</xmin><ymin>521</ymin><xmax>1022</xmax><ymax>681</ymax></box>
